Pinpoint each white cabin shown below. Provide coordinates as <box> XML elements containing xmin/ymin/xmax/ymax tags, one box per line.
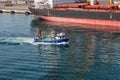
<box><xmin>34</xmin><ymin>0</ymin><xmax>75</xmax><ymax>9</ymax></box>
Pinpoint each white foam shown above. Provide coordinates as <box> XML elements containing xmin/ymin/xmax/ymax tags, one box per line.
<box><xmin>32</xmin><ymin>41</ymin><xmax>69</xmax><ymax>45</ymax></box>
<box><xmin>0</xmin><ymin>37</ymin><xmax>35</xmax><ymax>45</ymax></box>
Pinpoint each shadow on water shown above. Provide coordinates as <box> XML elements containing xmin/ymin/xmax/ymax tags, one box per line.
<box><xmin>29</xmin><ymin>19</ymin><xmax>120</xmax><ymax>80</ymax></box>
<box><xmin>36</xmin><ymin>44</ymin><xmax>87</xmax><ymax>80</ymax></box>
<box><xmin>35</xmin><ymin>45</ymin><xmax>66</xmax><ymax>80</ymax></box>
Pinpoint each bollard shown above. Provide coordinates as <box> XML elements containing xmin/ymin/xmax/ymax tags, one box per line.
<box><xmin>25</xmin><ymin>11</ymin><xmax>30</xmax><ymax>15</ymax></box>
<box><xmin>10</xmin><ymin>11</ymin><xmax>15</xmax><ymax>14</ymax></box>
<box><xmin>0</xmin><ymin>10</ymin><xmax>3</xmax><ymax>13</ymax></box>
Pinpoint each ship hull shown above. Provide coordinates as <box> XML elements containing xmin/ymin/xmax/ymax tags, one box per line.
<box><xmin>29</xmin><ymin>7</ymin><xmax>120</xmax><ymax>32</ymax></box>
<box><xmin>29</xmin><ymin>7</ymin><xmax>120</xmax><ymax>21</ymax></box>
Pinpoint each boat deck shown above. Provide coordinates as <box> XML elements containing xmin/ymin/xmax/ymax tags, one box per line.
<box><xmin>54</xmin><ymin>3</ymin><xmax>120</xmax><ymax>12</ymax></box>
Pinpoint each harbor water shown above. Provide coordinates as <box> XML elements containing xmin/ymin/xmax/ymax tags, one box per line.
<box><xmin>0</xmin><ymin>13</ymin><xmax>120</xmax><ymax>80</ymax></box>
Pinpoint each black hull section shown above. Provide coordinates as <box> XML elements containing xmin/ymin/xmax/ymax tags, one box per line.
<box><xmin>29</xmin><ymin>7</ymin><xmax>120</xmax><ymax>21</ymax></box>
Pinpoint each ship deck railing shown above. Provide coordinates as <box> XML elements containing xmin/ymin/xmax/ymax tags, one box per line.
<box><xmin>84</xmin><ymin>4</ymin><xmax>119</xmax><ymax>10</ymax></box>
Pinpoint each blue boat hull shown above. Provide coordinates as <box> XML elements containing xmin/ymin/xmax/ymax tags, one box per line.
<box><xmin>34</xmin><ymin>37</ymin><xmax>69</xmax><ymax>45</ymax></box>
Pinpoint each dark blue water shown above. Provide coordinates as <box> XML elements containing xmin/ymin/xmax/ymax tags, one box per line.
<box><xmin>0</xmin><ymin>13</ymin><xmax>120</xmax><ymax>80</ymax></box>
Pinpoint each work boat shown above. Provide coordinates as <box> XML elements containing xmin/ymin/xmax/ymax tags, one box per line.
<box><xmin>34</xmin><ymin>32</ymin><xmax>69</xmax><ymax>45</ymax></box>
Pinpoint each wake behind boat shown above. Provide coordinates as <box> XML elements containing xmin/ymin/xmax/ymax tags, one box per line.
<box><xmin>33</xmin><ymin>31</ymin><xmax>69</xmax><ymax>45</ymax></box>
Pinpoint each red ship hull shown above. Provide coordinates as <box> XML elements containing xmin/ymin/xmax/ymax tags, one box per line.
<box><xmin>39</xmin><ymin>16</ymin><xmax>120</xmax><ymax>33</ymax></box>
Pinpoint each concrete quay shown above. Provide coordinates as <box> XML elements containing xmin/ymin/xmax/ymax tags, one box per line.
<box><xmin>0</xmin><ymin>4</ymin><xmax>31</xmax><ymax>14</ymax></box>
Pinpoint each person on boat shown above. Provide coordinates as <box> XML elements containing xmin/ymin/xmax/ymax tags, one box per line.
<box><xmin>56</xmin><ymin>32</ymin><xmax>66</xmax><ymax>39</ymax></box>
<box><xmin>37</xmin><ymin>29</ymin><xmax>41</xmax><ymax>40</ymax></box>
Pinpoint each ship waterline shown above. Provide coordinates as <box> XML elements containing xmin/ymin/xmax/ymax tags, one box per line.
<box><xmin>38</xmin><ymin>16</ymin><xmax>120</xmax><ymax>32</ymax></box>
